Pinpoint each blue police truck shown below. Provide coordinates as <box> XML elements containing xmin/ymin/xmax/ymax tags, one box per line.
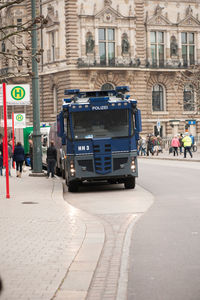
<box><xmin>57</xmin><ymin>86</ymin><xmax>142</xmax><ymax>192</ymax></box>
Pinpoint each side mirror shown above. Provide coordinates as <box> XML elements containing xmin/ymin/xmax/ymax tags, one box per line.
<box><xmin>135</xmin><ymin>109</ymin><xmax>142</xmax><ymax>140</ymax></box>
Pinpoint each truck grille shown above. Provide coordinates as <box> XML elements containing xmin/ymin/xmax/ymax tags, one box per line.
<box><xmin>113</xmin><ymin>157</ymin><xmax>128</xmax><ymax>171</ymax></box>
<box><xmin>93</xmin><ymin>144</ymin><xmax>111</xmax><ymax>153</ymax></box>
<box><xmin>94</xmin><ymin>156</ymin><xmax>111</xmax><ymax>174</ymax></box>
<box><xmin>93</xmin><ymin>140</ymin><xmax>112</xmax><ymax>174</ymax></box>
<box><xmin>78</xmin><ymin>160</ymin><xmax>93</xmax><ymax>172</ymax></box>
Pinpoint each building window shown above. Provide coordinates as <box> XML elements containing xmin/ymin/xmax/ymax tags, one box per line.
<box><xmin>17</xmin><ymin>18</ymin><xmax>22</xmax><ymax>31</ymax></box>
<box><xmin>101</xmin><ymin>83</ymin><xmax>115</xmax><ymax>90</ymax></box>
<box><xmin>152</xmin><ymin>84</ymin><xmax>164</xmax><ymax>111</ymax></box>
<box><xmin>99</xmin><ymin>28</ymin><xmax>115</xmax><ymax>66</ymax></box>
<box><xmin>183</xmin><ymin>85</ymin><xmax>195</xmax><ymax>111</ymax></box>
<box><xmin>53</xmin><ymin>85</ymin><xmax>58</xmax><ymax>114</ymax></box>
<box><xmin>181</xmin><ymin>32</ymin><xmax>195</xmax><ymax>66</ymax></box>
<box><xmin>150</xmin><ymin>31</ymin><xmax>164</xmax><ymax>67</ymax></box>
<box><xmin>18</xmin><ymin>50</ymin><xmax>23</xmax><ymax>66</ymax></box>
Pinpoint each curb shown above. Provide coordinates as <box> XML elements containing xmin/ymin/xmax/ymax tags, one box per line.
<box><xmin>52</xmin><ymin>181</ymin><xmax>105</xmax><ymax>300</ymax></box>
<box><xmin>138</xmin><ymin>156</ymin><xmax>200</xmax><ymax>163</ymax></box>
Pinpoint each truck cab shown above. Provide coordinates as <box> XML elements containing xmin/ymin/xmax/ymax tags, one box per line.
<box><xmin>57</xmin><ymin>86</ymin><xmax>142</xmax><ymax>192</ymax></box>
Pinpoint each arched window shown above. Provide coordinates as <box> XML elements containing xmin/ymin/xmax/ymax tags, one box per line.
<box><xmin>53</xmin><ymin>85</ymin><xmax>58</xmax><ymax>114</ymax></box>
<box><xmin>152</xmin><ymin>84</ymin><xmax>164</xmax><ymax>111</ymax></box>
<box><xmin>183</xmin><ymin>84</ymin><xmax>194</xmax><ymax>111</ymax></box>
<box><xmin>101</xmin><ymin>83</ymin><xmax>115</xmax><ymax>91</ymax></box>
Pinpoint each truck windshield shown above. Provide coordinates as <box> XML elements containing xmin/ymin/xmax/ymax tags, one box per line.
<box><xmin>71</xmin><ymin>109</ymin><xmax>132</xmax><ymax>140</ymax></box>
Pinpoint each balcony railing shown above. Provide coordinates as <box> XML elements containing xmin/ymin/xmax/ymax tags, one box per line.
<box><xmin>77</xmin><ymin>57</ymin><xmax>141</xmax><ymax>68</ymax></box>
<box><xmin>77</xmin><ymin>57</ymin><xmax>199</xmax><ymax>69</ymax></box>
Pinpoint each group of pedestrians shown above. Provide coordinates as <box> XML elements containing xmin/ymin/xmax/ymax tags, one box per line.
<box><xmin>0</xmin><ymin>138</ymin><xmax>25</xmax><ymax>177</ymax></box>
<box><xmin>138</xmin><ymin>135</ymin><xmax>163</xmax><ymax>156</ymax></box>
<box><xmin>170</xmin><ymin>133</ymin><xmax>194</xmax><ymax>158</ymax></box>
<box><xmin>0</xmin><ymin>137</ymin><xmax>57</xmax><ymax>178</ymax></box>
<box><xmin>138</xmin><ymin>132</ymin><xmax>196</xmax><ymax>159</ymax></box>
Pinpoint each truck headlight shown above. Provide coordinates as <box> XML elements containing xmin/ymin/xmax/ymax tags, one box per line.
<box><xmin>131</xmin><ymin>159</ymin><xmax>136</xmax><ymax>172</ymax></box>
<box><xmin>70</xmin><ymin>161</ymin><xmax>75</xmax><ymax>176</ymax></box>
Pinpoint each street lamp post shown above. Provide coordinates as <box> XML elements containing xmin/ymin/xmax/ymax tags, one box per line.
<box><xmin>31</xmin><ymin>0</ymin><xmax>42</xmax><ymax>173</ymax></box>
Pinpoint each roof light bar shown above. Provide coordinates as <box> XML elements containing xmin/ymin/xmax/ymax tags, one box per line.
<box><xmin>64</xmin><ymin>89</ymin><xmax>80</xmax><ymax>95</ymax></box>
<box><xmin>63</xmin><ymin>98</ymin><xmax>72</xmax><ymax>103</ymax></box>
<box><xmin>116</xmin><ymin>86</ymin><xmax>130</xmax><ymax>93</ymax></box>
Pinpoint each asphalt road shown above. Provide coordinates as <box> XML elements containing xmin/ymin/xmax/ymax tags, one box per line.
<box><xmin>128</xmin><ymin>159</ymin><xmax>200</xmax><ymax>300</ymax></box>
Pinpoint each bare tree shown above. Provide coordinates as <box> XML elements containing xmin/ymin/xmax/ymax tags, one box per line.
<box><xmin>0</xmin><ymin>0</ymin><xmax>47</xmax><ymax>80</ymax></box>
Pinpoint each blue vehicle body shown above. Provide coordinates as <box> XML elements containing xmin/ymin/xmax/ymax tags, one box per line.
<box><xmin>57</xmin><ymin>86</ymin><xmax>142</xmax><ymax>192</ymax></box>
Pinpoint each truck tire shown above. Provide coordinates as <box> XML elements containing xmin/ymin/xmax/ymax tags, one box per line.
<box><xmin>68</xmin><ymin>181</ymin><xmax>79</xmax><ymax>193</ymax></box>
<box><xmin>124</xmin><ymin>177</ymin><xmax>135</xmax><ymax>189</ymax></box>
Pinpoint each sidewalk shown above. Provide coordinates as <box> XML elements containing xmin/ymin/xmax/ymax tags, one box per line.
<box><xmin>139</xmin><ymin>148</ymin><xmax>200</xmax><ymax>162</ymax></box>
<box><xmin>0</xmin><ymin>169</ymin><xmax>104</xmax><ymax>300</ymax></box>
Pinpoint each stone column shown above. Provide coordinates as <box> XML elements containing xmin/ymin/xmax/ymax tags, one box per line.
<box><xmin>178</xmin><ymin>31</ymin><xmax>182</xmax><ymax>62</ymax></box>
<box><xmin>130</xmin><ymin>27</ymin><xmax>135</xmax><ymax>57</ymax></box>
<box><xmin>170</xmin><ymin>120</ymin><xmax>180</xmax><ymax>137</ymax></box>
<box><xmin>197</xmin><ymin>32</ymin><xmax>200</xmax><ymax>63</ymax></box>
<box><xmin>81</xmin><ymin>26</ymin><xmax>86</xmax><ymax>56</ymax></box>
<box><xmin>166</xmin><ymin>31</ymin><xmax>170</xmax><ymax>61</ymax></box>
<box><xmin>117</xmin><ymin>26</ymin><xmax>121</xmax><ymax>58</ymax></box>
<box><xmin>147</xmin><ymin>30</ymin><xmax>151</xmax><ymax>63</ymax></box>
<box><xmin>94</xmin><ymin>25</ymin><xmax>99</xmax><ymax>63</ymax></box>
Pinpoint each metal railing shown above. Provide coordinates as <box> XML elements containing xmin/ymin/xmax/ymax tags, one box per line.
<box><xmin>77</xmin><ymin>58</ymin><xmax>199</xmax><ymax>69</ymax></box>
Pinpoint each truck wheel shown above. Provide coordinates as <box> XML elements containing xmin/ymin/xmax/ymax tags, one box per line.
<box><xmin>124</xmin><ymin>177</ymin><xmax>135</xmax><ymax>189</ymax></box>
<box><xmin>68</xmin><ymin>181</ymin><xmax>79</xmax><ymax>193</ymax></box>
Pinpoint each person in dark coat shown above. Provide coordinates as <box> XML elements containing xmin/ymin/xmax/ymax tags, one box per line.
<box><xmin>28</xmin><ymin>139</ymin><xmax>33</xmax><ymax>170</ymax></box>
<box><xmin>0</xmin><ymin>140</ymin><xmax>3</xmax><ymax>176</ymax></box>
<box><xmin>8</xmin><ymin>140</ymin><xmax>13</xmax><ymax>176</ymax></box>
<box><xmin>13</xmin><ymin>142</ymin><xmax>25</xmax><ymax>178</ymax></box>
<box><xmin>47</xmin><ymin>140</ymin><xmax>57</xmax><ymax>178</ymax></box>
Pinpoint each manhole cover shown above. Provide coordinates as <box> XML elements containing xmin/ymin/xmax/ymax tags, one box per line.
<box><xmin>21</xmin><ymin>202</ymin><xmax>38</xmax><ymax>205</ymax></box>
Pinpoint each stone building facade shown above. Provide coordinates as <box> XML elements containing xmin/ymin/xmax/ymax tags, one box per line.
<box><xmin>1</xmin><ymin>0</ymin><xmax>200</xmax><ymax>138</ymax></box>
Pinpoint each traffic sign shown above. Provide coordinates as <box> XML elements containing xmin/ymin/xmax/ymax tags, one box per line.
<box><xmin>157</xmin><ymin>120</ymin><xmax>161</xmax><ymax>130</ymax></box>
<box><xmin>14</xmin><ymin>113</ymin><xmax>26</xmax><ymax>128</ymax></box>
<box><xmin>0</xmin><ymin>84</ymin><xmax>30</xmax><ymax>105</ymax></box>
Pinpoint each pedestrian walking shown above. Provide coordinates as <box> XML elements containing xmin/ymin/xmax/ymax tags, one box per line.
<box><xmin>171</xmin><ymin>135</ymin><xmax>180</xmax><ymax>156</ymax></box>
<box><xmin>140</xmin><ymin>137</ymin><xmax>147</xmax><ymax>156</ymax></box>
<box><xmin>146</xmin><ymin>135</ymin><xmax>154</xmax><ymax>156</ymax></box>
<box><xmin>29</xmin><ymin>139</ymin><xmax>33</xmax><ymax>170</ymax></box>
<box><xmin>153</xmin><ymin>136</ymin><xmax>159</xmax><ymax>156</ymax></box>
<box><xmin>178</xmin><ymin>134</ymin><xmax>183</xmax><ymax>154</ymax></box>
<box><xmin>13</xmin><ymin>142</ymin><xmax>25</xmax><ymax>178</ymax></box>
<box><xmin>138</xmin><ymin>136</ymin><xmax>142</xmax><ymax>156</ymax></box>
<box><xmin>46</xmin><ymin>140</ymin><xmax>57</xmax><ymax>178</ymax></box>
<box><xmin>8</xmin><ymin>140</ymin><xmax>13</xmax><ymax>176</ymax></box>
<box><xmin>189</xmin><ymin>134</ymin><xmax>195</xmax><ymax>151</ymax></box>
<box><xmin>157</xmin><ymin>135</ymin><xmax>162</xmax><ymax>153</ymax></box>
<box><xmin>0</xmin><ymin>139</ymin><xmax>3</xmax><ymax>176</ymax></box>
<box><xmin>182</xmin><ymin>133</ymin><xmax>193</xmax><ymax>158</ymax></box>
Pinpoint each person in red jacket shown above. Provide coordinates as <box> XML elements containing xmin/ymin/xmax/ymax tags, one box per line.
<box><xmin>171</xmin><ymin>135</ymin><xmax>180</xmax><ymax>156</ymax></box>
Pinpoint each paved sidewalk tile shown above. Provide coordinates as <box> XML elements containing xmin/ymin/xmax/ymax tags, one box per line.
<box><xmin>0</xmin><ymin>170</ymin><xmax>89</xmax><ymax>300</ymax></box>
